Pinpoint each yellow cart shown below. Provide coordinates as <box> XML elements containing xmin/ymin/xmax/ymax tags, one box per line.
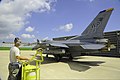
<box><xmin>21</xmin><ymin>48</ymin><xmax>44</xmax><ymax>80</ymax></box>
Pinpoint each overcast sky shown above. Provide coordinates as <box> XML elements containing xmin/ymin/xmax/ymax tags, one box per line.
<box><xmin>0</xmin><ymin>0</ymin><xmax>120</xmax><ymax>44</ymax></box>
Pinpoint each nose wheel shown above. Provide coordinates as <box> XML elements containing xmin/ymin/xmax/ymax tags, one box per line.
<box><xmin>46</xmin><ymin>54</ymin><xmax>49</xmax><ymax>58</ymax></box>
<box><xmin>53</xmin><ymin>54</ymin><xmax>62</xmax><ymax>62</ymax></box>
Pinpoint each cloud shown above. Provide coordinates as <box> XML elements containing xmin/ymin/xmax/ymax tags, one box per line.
<box><xmin>6</xmin><ymin>34</ymin><xmax>16</xmax><ymax>39</ymax></box>
<box><xmin>54</xmin><ymin>23</ymin><xmax>73</xmax><ymax>32</ymax></box>
<box><xmin>89</xmin><ymin>0</ymin><xmax>94</xmax><ymax>2</ymax></box>
<box><xmin>60</xmin><ymin>23</ymin><xmax>73</xmax><ymax>32</ymax></box>
<box><xmin>0</xmin><ymin>0</ymin><xmax>56</xmax><ymax>39</ymax></box>
<box><xmin>76</xmin><ymin>0</ymin><xmax>95</xmax><ymax>2</ymax></box>
<box><xmin>21</xmin><ymin>34</ymin><xmax>35</xmax><ymax>38</ymax></box>
<box><xmin>25</xmin><ymin>26</ymin><xmax>34</xmax><ymax>32</ymax></box>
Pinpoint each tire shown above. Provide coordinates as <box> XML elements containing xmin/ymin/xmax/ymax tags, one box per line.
<box><xmin>69</xmin><ymin>54</ymin><xmax>73</xmax><ymax>60</ymax></box>
<box><xmin>53</xmin><ymin>54</ymin><xmax>62</xmax><ymax>62</ymax></box>
<box><xmin>46</xmin><ymin>54</ymin><xmax>49</xmax><ymax>58</ymax></box>
<box><xmin>7</xmin><ymin>75</ymin><xmax>16</xmax><ymax>80</ymax></box>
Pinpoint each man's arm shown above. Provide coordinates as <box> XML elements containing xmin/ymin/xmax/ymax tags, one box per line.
<box><xmin>16</xmin><ymin>56</ymin><xmax>29</xmax><ymax>60</ymax></box>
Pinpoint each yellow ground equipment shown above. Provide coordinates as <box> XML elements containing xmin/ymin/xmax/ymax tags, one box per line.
<box><xmin>21</xmin><ymin>48</ymin><xmax>44</xmax><ymax>80</ymax></box>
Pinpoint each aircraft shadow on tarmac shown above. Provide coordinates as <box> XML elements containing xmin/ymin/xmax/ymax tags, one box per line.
<box><xmin>30</xmin><ymin>55</ymin><xmax>105</xmax><ymax>72</ymax></box>
<box><xmin>67</xmin><ymin>60</ymin><xmax>105</xmax><ymax>72</ymax></box>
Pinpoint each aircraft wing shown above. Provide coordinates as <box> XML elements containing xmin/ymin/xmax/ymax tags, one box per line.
<box><xmin>2</xmin><ymin>42</ymin><xmax>13</xmax><ymax>44</ymax></box>
<box><xmin>80</xmin><ymin>43</ymin><xmax>105</xmax><ymax>49</ymax></box>
<box><xmin>2</xmin><ymin>41</ymin><xmax>36</xmax><ymax>46</ymax></box>
<box><xmin>50</xmin><ymin>43</ymin><xmax>69</xmax><ymax>48</ymax></box>
<box><xmin>53</xmin><ymin>35</ymin><xmax>77</xmax><ymax>41</ymax></box>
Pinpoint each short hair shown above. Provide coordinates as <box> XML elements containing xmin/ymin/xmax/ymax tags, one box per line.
<box><xmin>14</xmin><ymin>37</ymin><xmax>20</xmax><ymax>43</ymax></box>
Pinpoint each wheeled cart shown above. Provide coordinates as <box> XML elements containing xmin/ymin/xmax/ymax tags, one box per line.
<box><xmin>21</xmin><ymin>48</ymin><xmax>44</xmax><ymax>80</ymax></box>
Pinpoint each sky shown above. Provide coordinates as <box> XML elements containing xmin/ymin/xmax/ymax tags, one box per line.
<box><xmin>0</xmin><ymin>0</ymin><xmax>120</xmax><ymax>44</ymax></box>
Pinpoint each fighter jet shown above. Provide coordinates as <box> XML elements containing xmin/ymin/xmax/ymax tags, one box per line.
<box><xmin>32</xmin><ymin>8</ymin><xmax>114</xmax><ymax>61</ymax></box>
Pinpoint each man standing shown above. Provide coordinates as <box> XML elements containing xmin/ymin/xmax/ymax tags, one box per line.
<box><xmin>8</xmin><ymin>37</ymin><xmax>29</xmax><ymax>80</ymax></box>
<box><xmin>10</xmin><ymin>37</ymin><xmax>29</xmax><ymax>63</ymax></box>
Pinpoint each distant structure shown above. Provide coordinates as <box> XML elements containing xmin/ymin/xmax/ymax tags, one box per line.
<box><xmin>1</xmin><ymin>44</ymin><xmax>13</xmax><ymax>47</ymax></box>
<box><xmin>89</xmin><ymin>30</ymin><xmax>120</xmax><ymax>57</ymax></box>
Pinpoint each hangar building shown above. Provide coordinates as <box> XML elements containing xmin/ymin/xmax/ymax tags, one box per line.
<box><xmin>104</xmin><ymin>30</ymin><xmax>120</xmax><ymax>55</ymax></box>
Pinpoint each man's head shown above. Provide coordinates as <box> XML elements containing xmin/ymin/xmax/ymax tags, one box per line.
<box><xmin>14</xmin><ymin>37</ymin><xmax>21</xmax><ymax>47</ymax></box>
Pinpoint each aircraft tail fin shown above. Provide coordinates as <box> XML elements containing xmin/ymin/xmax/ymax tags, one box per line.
<box><xmin>81</xmin><ymin>8</ymin><xmax>114</xmax><ymax>39</ymax></box>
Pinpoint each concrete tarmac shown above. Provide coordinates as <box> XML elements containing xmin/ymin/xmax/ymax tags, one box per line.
<box><xmin>0</xmin><ymin>50</ymin><xmax>120</xmax><ymax>80</ymax></box>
